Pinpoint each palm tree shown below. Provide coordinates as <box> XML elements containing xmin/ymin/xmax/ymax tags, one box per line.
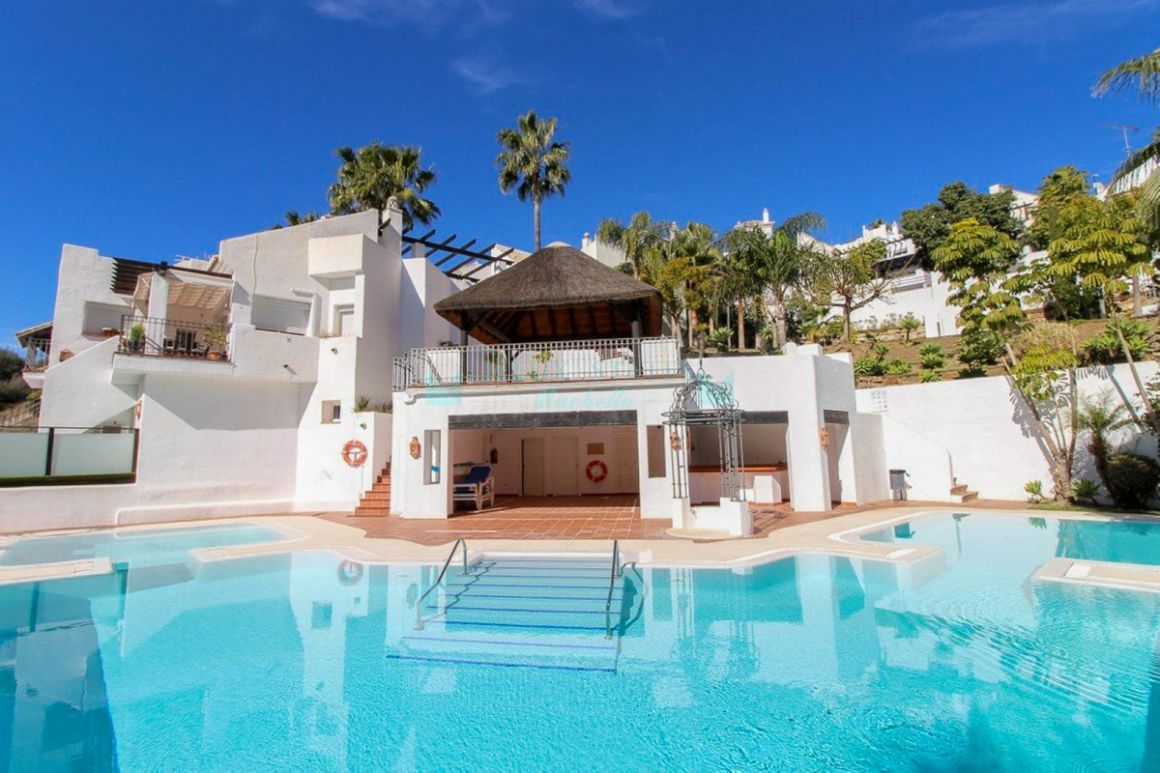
<box><xmin>722</xmin><ymin>212</ymin><xmax>825</xmax><ymax>349</ymax></box>
<box><xmin>669</xmin><ymin>222</ymin><xmax>721</xmax><ymax>349</ymax></box>
<box><xmin>1077</xmin><ymin>394</ymin><xmax>1133</xmax><ymax>498</ymax></box>
<box><xmin>496</xmin><ymin>111</ymin><xmax>571</xmax><ymax>251</ymax></box>
<box><xmin>328</xmin><ymin>143</ymin><xmax>440</xmax><ymax>231</ymax></box>
<box><xmin>1093</xmin><ymin>46</ymin><xmax>1160</xmax><ymax>106</ymax></box>
<box><xmin>596</xmin><ymin>211</ymin><xmax>672</xmax><ymax>279</ymax></box>
<box><xmin>285</xmin><ymin>210</ymin><xmax>319</xmax><ymax>226</ymax></box>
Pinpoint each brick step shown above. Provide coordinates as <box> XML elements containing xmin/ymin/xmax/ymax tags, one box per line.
<box><xmin>355</xmin><ymin>506</ymin><xmax>392</xmax><ymax>516</ymax></box>
<box><xmin>950</xmin><ymin>484</ymin><xmax>969</xmax><ymax>495</ymax></box>
<box><xmin>959</xmin><ymin>491</ymin><xmax>979</xmax><ymax>503</ymax></box>
<box><xmin>362</xmin><ymin>494</ymin><xmax>392</xmax><ymax>504</ymax></box>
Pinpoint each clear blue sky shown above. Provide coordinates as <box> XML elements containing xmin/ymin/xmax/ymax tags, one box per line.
<box><xmin>1</xmin><ymin>0</ymin><xmax>1157</xmax><ymax>346</ymax></box>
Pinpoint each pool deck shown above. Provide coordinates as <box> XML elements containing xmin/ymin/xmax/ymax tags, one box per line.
<box><xmin>4</xmin><ymin>503</ymin><xmax>1160</xmax><ymax>594</ymax></box>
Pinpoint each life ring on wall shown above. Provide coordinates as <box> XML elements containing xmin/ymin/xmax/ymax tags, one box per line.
<box><xmin>337</xmin><ymin>560</ymin><xmax>364</xmax><ymax>585</ymax></box>
<box><xmin>586</xmin><ymin>459</ymin><xmax>608</xmax><ymax>483</ymax></box>
<box><xmin>342</xmin><ymin>440</ymin><xmax>368</xmax><ymax>468</ymax></box>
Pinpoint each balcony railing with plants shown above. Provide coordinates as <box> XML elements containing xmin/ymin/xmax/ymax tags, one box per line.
<box><xmin>117</xmin><ymin>315</ymin><xmax>230</xmax><ymax>361</ymax></box>
<box><xmin>393</xmin><ymin>336</ymin><xmax>682</xmax><ymax>391</ymax></box>
<box><xmin>22</xmin><ymin>338</ymin><xmax>50</xmax><ymax>371</ymax></box>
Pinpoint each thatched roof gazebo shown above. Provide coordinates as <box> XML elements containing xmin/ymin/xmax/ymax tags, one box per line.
<box><xmin>434</xmin><ymin>243</ymin><xmax>664</xmax><ymax>345</ymax></box>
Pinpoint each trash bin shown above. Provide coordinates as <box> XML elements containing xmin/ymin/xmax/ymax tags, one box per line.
<box><xmin>889</xmin><ymin>469</ymin><xmax>908</xmax><ymax>501</ymax></box>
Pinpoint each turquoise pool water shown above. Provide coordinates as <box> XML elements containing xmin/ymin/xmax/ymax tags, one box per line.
<box><xmin>0</xmin><ymin>523</ymin><xmax>285</xmax><ymax>568</ymax></box>
<box><xmin>3</xmin><ymin>514</ymin><xmax>1160</xmax><ymax>770</ymax></box>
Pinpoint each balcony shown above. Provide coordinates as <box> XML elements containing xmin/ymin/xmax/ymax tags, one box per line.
<box><xmin>393</xmin><ymin>336</ymin><xmax>682</xmax><ymax>391</ymax></box>
<box><xmin>117</xmin><ymin>315</ymin><xmax>229</xmax><ymax>361</ymax></box>
<box><xmin>22</xmin><ymin>338</ymin><xmax>50</xmax><ymax>372</ymax></box>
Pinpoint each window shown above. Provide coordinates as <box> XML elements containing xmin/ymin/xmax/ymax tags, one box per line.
<box><xmin>83</xmin><ymin>302</ymin><xmax>128</xmax><ymax>336</ymax></box>
<box><xmin>252</xmin><ymin>295</ymin><xmax>311</xmax><ymax>335</ymax></box>
<box><xmin>646</xmin><ymin>425</ymin><xmax>666</xmax><ymax>478</ymax></box>
<box><xmin>424</xmin><ymin>429</ymin><xmax>441</xmax><ymax>485</ymax></box>
<box><xmin>321</xmin><ymin>400</ymin><xmax>341</xmax><ymax>424</ymax></box>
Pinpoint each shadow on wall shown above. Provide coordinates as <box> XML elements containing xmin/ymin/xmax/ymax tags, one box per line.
<box><xmin>146</xmin><ymin>379</ymin><xmax>305</xmax><ymax>432</ymax></box>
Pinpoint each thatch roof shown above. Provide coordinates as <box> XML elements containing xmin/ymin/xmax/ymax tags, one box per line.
<box><xmin>434</xmin><ymin>243</ymin><xmax>663</xmax><ymax>345</ymax></box>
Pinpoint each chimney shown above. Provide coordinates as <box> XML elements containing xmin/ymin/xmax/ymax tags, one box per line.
<box><xmin>762</xmin><ymin>208</ymin><xmax>770</xmax><ymax>223</ymax></box>
<box><xmin>581</xmin><ymin>232</ymin><xmax>591</xmax><ymax>250</ymax></box>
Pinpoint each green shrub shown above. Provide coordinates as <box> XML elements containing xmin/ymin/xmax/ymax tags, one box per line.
<box><xmin>853</xmin><ymin>356</ymin><xmax>879</xmax><ymax>377</ymax></box>
<box><xmin>884</xmin><ymin>359</ymin><xmax>912</xmax><ymax>376</ymax></box>
<box><xmin>709</xmin><ymin>328</ymin><xmax>733</xmax><ymax>353</ymax></box>
<box><xmin>1071</xmin><ymin>478</ymin><xmax>1099</xmax><ymax>505</ymax></box>
<box><xmin>1025</xmin><ymin>480</ymin><xmax>1044</xmax><ymax>503</ymax></box>
<box><xmin>900</xmin><ymin>314</ymin><xmax>922</xmax><ymax>342</ymax></box>
<box><xmin>958</xmin><ymin>329</ymin><xmax>1004</xmax><ymax>374</ymax></box>
<box><xmin>1084</xmin><ymin>318</ymin><xmax>1153</xmax><ymax>365</ymax></box>
<box><xmin>0</xmin><ymin>375</ymin><xmax>29</xmax><ymax>405</ymax></box>
<box><xmin>1104</xmin><ymin>453</ymin><xmax>1160</xmax><ymax>509</ymax></box>
<box><xmin>920</xmin><ymin>370</ymin><xmax>940</xmax><ymax>383</ymax></box>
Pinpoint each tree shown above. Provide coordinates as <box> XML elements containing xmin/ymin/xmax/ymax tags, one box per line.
<box><xmin>932</xmin><ymin>218</ymin><xmax>1024</xmax><ymax>341</ymax></box>
<box><xmin>496</xmin><ymin>110</ymin><xmax>571</xmax><ymax>251</ymax></box>
<box><xmin>1093</xmin><ymin>45</ymin><xmax>1160</xmax><ymax>106</ymax></box>
<box><xmin>669</xmin><ymin>222</ymin><xmax>721</xmax><ymax>349</ymax></box>
<box><xmin>1025</xmin><ymin>165</ymin><xmax>1091</xmax><ymax>250</ymax></box>
<box><xmin>1044</xmin><ymin>194</ymin><xmax>1150</xmax><ymax>317</ymax></box>
<box><xmin>900</xmin><ymin>314</ymin><xmax>922</xmax><ymax>342</ymax></box>
<box><xmin>722</xmin><ymin>212</ymin><xmax>825</xmax><ymax>349</ymax></box>
<box><xmin>328</xmin><ymin>143</ymin><xmax>439</xmax><ymax>231</ymax></box>
<box><xmin>806</xmin><ymin>239</ymin><xmax>890</xmax><ymax>343</ymax></box>
<box><xmin>1077</xmin><ymin>394</ymin><xmax>1133</xmax><ymax>501</ymax></box>
<box><xmin>1009</xmin><ymin>323</ymin><xmax>1081</xmax><ymax>501</ymax></box>
<box><xmin>935</xmin><ymin>219</ymin><xmax>1082</xmax><ymax>500</ymax></box>
<box><xmin>900</xmin><ymin>181</ymin><xmax>1024</xmax><ymax>265</ymax></box>
<box><xmin>270</xmin><ymin>210</ymin><xmax>320</xmax><ymax>230</ymax></box>
<box><xmin>596</xmin><ymin>212</ymin><xmax>672</xmax><ymax>280</ymax></box>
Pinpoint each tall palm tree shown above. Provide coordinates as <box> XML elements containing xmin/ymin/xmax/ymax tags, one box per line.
<box><xmin>596</xmin><ymin>211</ymin><xmax>672</xmax><ymax>279</ymax></box>
<box><xmin>722</xmin><ymin>212</ymin><xmax>825</xmax><ymax>349</ymax></box>
<box><xmin>496</xmin><ymin>111</ymin><xmax>571</xmax><ymax>251</ymax></box>
<box><xmin>328</xmin><ymin>143</ymin><xmax>440</xmax><ymax>231</ymax></box>
<box><xmin>1093</xmin><ymin>46</ymin><xmax>1160</xmax><ymax>106</ymax></box>
<box><xmin>669</xmin><ymin>222</ymin><xmax>721</xmax><ymax>349</ymax></box>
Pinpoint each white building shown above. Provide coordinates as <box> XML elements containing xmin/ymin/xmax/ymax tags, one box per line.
<box><xmin>12</xmin><ymin>196</ymin><xmax>1148</xmax><ymax>535</ymax></box>
<box><xmin>3</xmin><ymin>203</ymin><xmax>920</xmax><ymax>536</ymax></box>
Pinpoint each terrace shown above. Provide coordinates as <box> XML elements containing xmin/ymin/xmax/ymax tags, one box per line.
<box><xmin>114</xmin><ymin>262</ymin><xmax>233</xmax><ymax>362</ymax></box>
<box><xmin>393</xmin><ymin>336</ymin><xmax>682</xmax><ymax>390</ymax></box>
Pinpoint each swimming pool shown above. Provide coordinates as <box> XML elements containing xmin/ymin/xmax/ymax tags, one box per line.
<box><xmin>0</xmin><ymin>523</ymin><xmax>286</xmax><ymax>569</ymax></box>
<box><xmin>3</xmin><ymin>513</ymin><xmax>1160</xmax><ymax>770</ymax></box>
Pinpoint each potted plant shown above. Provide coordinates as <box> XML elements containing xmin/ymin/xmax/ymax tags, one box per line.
<box><xmin>204</xmin><ymin>324</ymin><xmax>229</xmax><ymax>361</ymax></box>
<box><xmin>127</xmin><ymin>323</ymin><xmax>145</xmax><ymax>353</ymax></box>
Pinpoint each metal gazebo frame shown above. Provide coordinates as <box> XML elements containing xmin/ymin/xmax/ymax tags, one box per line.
<box><xmin>663</xmin><ymin>367</ymin><xmax>746</xmax><ymax>503</ymax></box>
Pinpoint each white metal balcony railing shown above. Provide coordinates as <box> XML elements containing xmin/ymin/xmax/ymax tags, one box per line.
<box><xmin>23</xmin><ymin>338</ymin><xmax>50</xmax><ymax>371</ymax></box>
<box><xmin>393</xmin><ymin>337</ymin><xmax>683</xmax><ymax>391</ymax></box>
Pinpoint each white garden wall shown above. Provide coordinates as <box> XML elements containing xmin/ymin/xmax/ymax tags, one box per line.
<box><xmin>857</xmin><ymin>362</ymin><xmax>1159</xmax><ymax>501</ymax></box>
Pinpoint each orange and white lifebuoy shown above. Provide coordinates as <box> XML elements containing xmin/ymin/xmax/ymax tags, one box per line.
<box><xmin>586</xmin><ymin>459</ymin><xmax>608</xmax><ymax>483</ymax></box>
<box><xmin>342</xmin><ymin>440</ymin><xmax>368</xmax><ymax>468</ymax></box>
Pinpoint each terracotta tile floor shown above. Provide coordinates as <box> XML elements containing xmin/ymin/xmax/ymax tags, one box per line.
<box><xmin>318</xmin><ymin>495</ymin><xmax>893</xmax><ymax>544</ymax></box>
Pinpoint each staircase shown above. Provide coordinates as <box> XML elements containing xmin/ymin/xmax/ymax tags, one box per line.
<box><xmin>950</xmin><ymin>478</ymin><xmax>978</xmax><ymax>503</ymax></box>
<box><xmin>355</xmin><ymin>463</ymin><xmax>392</xmax><ymax>516</ymax></box>
<box><xmin>391</xmin><ymin>555</ymin><xmax>640</xmax><ymax>673</ymax></box>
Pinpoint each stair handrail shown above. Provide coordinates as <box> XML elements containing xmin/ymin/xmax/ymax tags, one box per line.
<box><xmin>604</xmin><ymin>539</ymin><xmax>622</xmax><ymax>638</ymax></box>
<box><xmin>414</xmin><ymin>538</ymin><xmax>470</xmax><ymax>630</ymax></box>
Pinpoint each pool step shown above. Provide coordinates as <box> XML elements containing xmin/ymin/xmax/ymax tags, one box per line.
<box><xmin>397</xmin><ymin>556</ymin><xmax>632</xmax><ymax>672</ymax></box>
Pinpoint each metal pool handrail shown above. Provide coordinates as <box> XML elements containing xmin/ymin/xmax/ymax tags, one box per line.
<box><xmin>414</xmin><ymin>539</ymin><xmax>470</xmax><ymax>630</ymax></box>
<box><xmin>604</xmin><ymin>540</ymin><xmax>622</xmax><ymax>639</ymax></box>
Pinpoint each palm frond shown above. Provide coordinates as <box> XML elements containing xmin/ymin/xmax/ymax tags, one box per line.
<box><xmin>1093</xmin><ymin>47</ymin><xmax>1160</xmax><ymax>106</ymax></box>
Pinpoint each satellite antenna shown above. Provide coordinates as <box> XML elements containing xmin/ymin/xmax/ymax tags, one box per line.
<box><xmin>1104</xmin><ymin>124</ymin><xmax>1140</xmax><ymax>157</ymax></box>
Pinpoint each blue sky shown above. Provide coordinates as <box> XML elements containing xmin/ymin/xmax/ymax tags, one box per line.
<box><xmin>1</xmin><ymin>0</ymin><xmax>1158</xmax><ymax>346</ymax></box>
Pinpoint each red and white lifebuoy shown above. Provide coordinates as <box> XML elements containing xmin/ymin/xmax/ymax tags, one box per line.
<box><xmin>586</xmin><ymin>459</ymin><xmax>608</xmax><ymax>483</ymax></box>
<box><xmin>342</xmin><ymin>440</ymin><xmax>368</xmax><ymax>468</ymax></box>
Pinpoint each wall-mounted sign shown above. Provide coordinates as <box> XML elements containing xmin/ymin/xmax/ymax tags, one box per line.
<box><xmin>409</xmin><ymin>436</ymin><xmax>421</xmax><ymax>459</ymax></box>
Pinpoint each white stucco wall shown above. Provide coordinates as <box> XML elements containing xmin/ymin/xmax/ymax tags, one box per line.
<box><xmin>47</xmin><ymin>245</ymin><xmax>133</xmax><ymax>365</ymax></box>
<box><xmin>857</xmin><ymin>362</ymin><xmax>1159</xmax><ymax>501</ymax></box>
